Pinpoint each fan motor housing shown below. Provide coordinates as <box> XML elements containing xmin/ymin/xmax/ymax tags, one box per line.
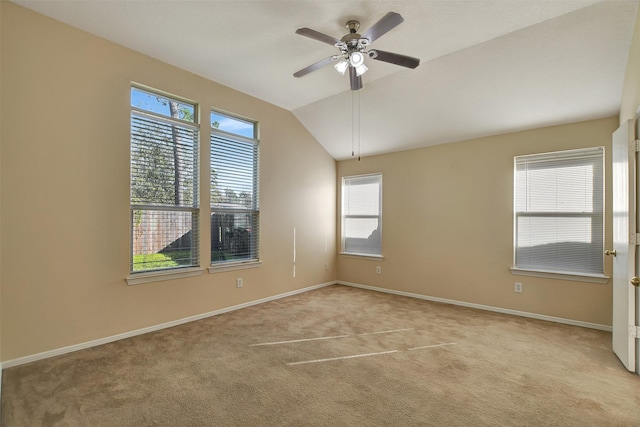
<box><xmin>341</xmin><ymin>20</ymin><xmax>368</xmax><ymax>51</ymax></box>
<box><xmin>341</xmin><ymin>33</ymin><xmax>363</xmax><ymax>46</ymax></box>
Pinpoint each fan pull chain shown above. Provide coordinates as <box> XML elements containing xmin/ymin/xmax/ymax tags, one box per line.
<box><xmin>352</xmin><ymin>90</ymin><xmax>361</xmax><ymax>161</ymax></box>
<box><xmin>356</xmin><ymin>90</ymin><xmax>361</xmax><ymax>161</ymax></box>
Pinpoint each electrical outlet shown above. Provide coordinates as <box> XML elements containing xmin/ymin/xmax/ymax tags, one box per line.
<box><xmin>325</xmin><ymin>263</ymin><xmax>329</xmax><ymax>271</ymax></box>
<box><xmin>514</xmin><ymin>282</ymin><xmax>522</xmax><ymax>293</ymax></box>
<box><xmin>236</xmin><ymin>278</ymin><xmax>243</xmax><ymax>288</ymax></box>
<box><xmin>376</xmin><ymin>266</ymin><xmax>382</xmax><ymax>275</ymax></box>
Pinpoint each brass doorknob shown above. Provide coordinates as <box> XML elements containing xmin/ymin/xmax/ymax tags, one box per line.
<box><xmin>631</xmin><ymin>277</ymin><xmax>640</xmax><ymax>287</ymax></box>
<box><xmin>605</xmin><ymin>249</ymin><xmax>617</xmax><ymax>257</ymax></box>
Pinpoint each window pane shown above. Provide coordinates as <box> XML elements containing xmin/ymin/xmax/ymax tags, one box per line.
<box><xmin>132</xmin><ymin>210</ymin><xmax>199</xmax><ymax>272</ymax></box>
<box><xmin>211</xmin><ymin>111</ymin><xmax>255</xmax><ymax>138</ymax></box>
<box><xmin>211</xmin><ymin>212</ymin><xmax>259</xmax><ymax>262</ymax></box>
<box><xmin>344</xmin><ymin>218</ymin><xmax>381</xmax><ymax>254</ymax></box>
<box><xmin>211</xmin><ymin>134</ymin><xmax>258</xmax><ymax>209</ymax></box>
<box><xmin>131</xmin><ymin>87</ymin><xmax>195</xmax><ymax>122</ymax></box>
<box><xmin>516</xmin><ymin>164</ymin><xmax>596</xmax><ymax>213</ymax></box>
<box><xmin>131</xmin><ymin>114</ymin><xmax>198</xmax><ymax>207</ymax></box>
<box><xmin>516</xmin><ymin>215</ymin><xmax>603</xmax><ymax>274</ymax></box>
<box><xmin>343</xmin><ymin>175</ymin><xmax>381</xmax><ymax>216</ymax></box>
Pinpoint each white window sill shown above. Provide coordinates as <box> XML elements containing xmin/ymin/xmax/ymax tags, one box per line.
<box><xmin>510</xmin><ymin>267</ymin><xmax>609</xmax><ymax>284</ymax></box>
<box><xmin>339</xmin><ymin>252</ymin><xmax>384</xmax><ymax>261</ymax></box>
<box><xmin>208</xmin><ymin>260</ymin><xmax>262</xmax><ymax>274</ymax></box>
<box><xmin>126</xmin><ymin>267</ymin><xmax>204</xmax><ymax>286</ymax></box>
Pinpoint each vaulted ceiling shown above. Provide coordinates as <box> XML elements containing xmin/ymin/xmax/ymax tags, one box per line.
<box><xmin>14</xmin><ymin>0</ymin><xmax>639</xmax><ymax>160</ymax></box>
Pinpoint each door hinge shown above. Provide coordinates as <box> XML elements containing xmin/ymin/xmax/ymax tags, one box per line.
<box><xmin>635</xmin><ymin>139</ymin><xmax>640</xmax><ymax>152</ymax></box>
<box><xmin>630</xmin><ymin>325</ymin><xmax>640</xmax><ymax>339</ymax></box>
<box><xmin>629</xmin><ymin>233</ymin><xmax>640</xmax><ymax>245</ymax></box>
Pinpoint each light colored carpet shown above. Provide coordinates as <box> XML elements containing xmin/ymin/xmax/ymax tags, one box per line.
<box><xmin>2</xmin><ymin>284</ymin><xmax>640</xmax><ymax>426</ymax></box>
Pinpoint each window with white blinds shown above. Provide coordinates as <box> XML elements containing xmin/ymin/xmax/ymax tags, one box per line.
<box><xmin>210</xmin><ymin>110</ymin><xmax>259</xmax><ymax>265</ymax></box>
<box><xmin>342</xmin><ymin>174</ymin><xmax>382</xmax><ymax>255</ymax></box>
<box><xmin>514</xmin><ymin>147</ymin><xmax>604</xmax><ymax>275</ymax></box>
<box><xmin>130</xmin><ymin>86</ymin><xmax>199</xmax><ymax>273</ymax></box>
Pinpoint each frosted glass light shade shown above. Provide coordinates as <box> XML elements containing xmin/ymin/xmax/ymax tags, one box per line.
<box><xmin>334</xmin><ymin>60</ymin><xmax>349</xmax><ymax>75</ymax></box>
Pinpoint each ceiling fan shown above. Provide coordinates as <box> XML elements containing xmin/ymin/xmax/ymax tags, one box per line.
<box><xmin>293</xmin><ymin>12</ymin><xmax>420</xmax><ymax>90</ymax></box>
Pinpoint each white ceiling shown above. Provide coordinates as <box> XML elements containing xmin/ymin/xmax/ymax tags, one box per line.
<box><xmin>14</xmin><ymin>0</ymin><xmax>639</xmax><ymax>160</ymax></box>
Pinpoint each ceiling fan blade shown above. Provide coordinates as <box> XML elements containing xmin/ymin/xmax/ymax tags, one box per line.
<box><xmin>369</xmin><ymin>49</ymin><xmax>420</xmax><ymax>69</ymax></box>
<box><xmin>361</xmin><ymin>12</ymin><xmax>404</xmax><ymax>43</ymax></box>
<box><xmin>349</xmin><ymin>67</ymin><xmax>363</xmax><ymax>91</ymax></box>
<box><xmin>295</xmin><ymin>28</ymin><xmax>341</xmax><ymax>46</ymax></box>
<box><xmin>293</xmin><ymin>56</ymin><xmax>335</xmax><ymax>78</ymax></box>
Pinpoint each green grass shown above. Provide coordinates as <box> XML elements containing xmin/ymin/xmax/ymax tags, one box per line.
<box><xmin>134</xmin><ymin>250</ymin><xmax>252</xmax><ymax>271</ymax></box>
<box><xmin>133</xmin><ymin>250</ymin><xmax>193</xmax><ymax>272</ymax></box>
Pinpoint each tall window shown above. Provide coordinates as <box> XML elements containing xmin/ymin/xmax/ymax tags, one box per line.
<box><xmin>210</xmin><ymin>110</ymin><xmax>259</xmax><ymax>265</ymax></box>
<box><xmin>341</xmin><ymin>174</ymin><xmax>382</xmax><ymax>255</ymax></box>
<box><xmin>514</xmin><ymin>147</ymin><xmax>604</xmax><ymax>275</ymax></box>
<box><xmin>130</xmin><ymin>87</ymin><xmax>200</xmax><ymax>272</ymax></box>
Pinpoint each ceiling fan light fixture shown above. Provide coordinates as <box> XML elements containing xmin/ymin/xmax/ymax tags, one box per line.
<box><xmin>334</xmin><ymin>60</ymin><xmax>349</xmax><ymax>75</ymax></box>
<box><xmin>355</xmin><ymin>64</ymin><xmax>368</xmax><ymax>76</ymax></box>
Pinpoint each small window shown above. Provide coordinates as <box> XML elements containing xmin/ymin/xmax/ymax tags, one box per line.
<box><xmin>341</xmin><ymin>174</ymin><xmax>382</xmax><ymax>256</ymax></box>
<box><xmin>514</xmin><ymin>147</ymin><xmax>604</xmax><ymax>275</ymax></box>
<box><xmin>130</xmin><ymin>86</ymin><xmax>200</xmax><ymax>273</ymax></box>
<box><xmin>211</xmin><ymin>111</ymin><xmax>256</xmax><ymax>138</ymax></box>
<box><xmin>210</xmin><ymin>110</ymin><xmax>259</xmax><ymax>265</ymax></box>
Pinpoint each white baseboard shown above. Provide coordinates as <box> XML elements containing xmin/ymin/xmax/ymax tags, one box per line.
<box><xmin>1</xmin><ymin>281</ymin><xmax>337</xmax><ymax>369</ymax></box>
<box><xmin>338</xmin><ymin>281</ymin><xmax>612</xmax><ymax>332</ymax></box>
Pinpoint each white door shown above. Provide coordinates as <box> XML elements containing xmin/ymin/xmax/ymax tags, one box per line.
<box><xmin>611</xmin><ymin>119</ymin><xmax>636</xmax><ymax>372</ymax></box>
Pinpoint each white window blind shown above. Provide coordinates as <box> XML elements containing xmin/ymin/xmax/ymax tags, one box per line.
<box><xmin>130</xmin><ymin>87</ymin><xmax>199</xmax><ymax>273</ymax></box>
<box><xmin>210</xmin><ymin>111</ymin><xmax>259</xmax><ymax>265</ymax></box>
<box><xmin>514</xmin><ymin>147</ymin><xmax>604</xmax><ymax>275</ymax></box>
<box><xmin>342</xmin><ymin>174</ymin><xmax>382</xmax><ymax>255</ymax></box>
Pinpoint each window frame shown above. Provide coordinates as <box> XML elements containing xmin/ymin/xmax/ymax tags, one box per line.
<box><xmin>511</xmin><ymin>147</ymin><xmax>608</xmax><ymax>283</ymax></box>
<box><xmin>208</xmin><ymin>109</ymin><xmax>261</xmax><ymax>271</ymax></box>
<box><xmin>340</xmin><ymin>173</ymin><xmax>383</xmax><ymax>258</ymax></box>
<box><xmin>127</xmin><ymin>85</ymin><xmax>201</xmax><ymax>280</ymax></box>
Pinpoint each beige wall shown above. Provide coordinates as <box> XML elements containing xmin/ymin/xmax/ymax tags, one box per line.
<box><xmin>337</xmin><ymin>117</ymin><xmax>617</xmax><ymax>326</ymax></box>
<box><xmin>0</xmin><ymin>2</ymin><xmax>336</xmax><ymax>361</ymax></box>
<box><xmin>620</xmin><ymin>6</ymin><xmax>640</xmax><ymax>124</ymax></box>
